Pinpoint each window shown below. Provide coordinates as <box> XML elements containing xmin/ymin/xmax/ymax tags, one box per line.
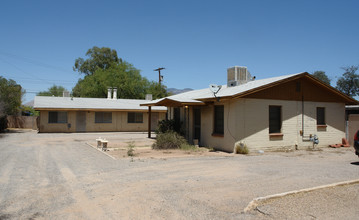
<box><xmin>95</xmin><ymin>112</ymin><xmax>112</xmax><ymax>123</ymax></box>
<box><xmin>269</xmin><ymin>106</ymin><xmax>282</xmax><ymax>133</ymax></box>
<box><xmin>213</xmin><ymin>105</ymin><xmax>224</xmax><ymax>135</ymax></box>
<box><xmin>48</xmin><ymin>111</ymin><xmax>67</xmax><ymax>123</ymax></box>
<box><xmin>317</xmin><ymin>107</ymin><xmax>325</xmax><ymax>125</ymax></box>
<box><xmin>128</xmin><ymin>112</ymin><xmax>143</xmax><ymax>123</ymax></box>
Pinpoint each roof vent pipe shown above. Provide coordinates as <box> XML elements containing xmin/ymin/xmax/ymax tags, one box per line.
<box><xmin>113</xmin><ymin>88</ymin><xmax>117</xmax><ymax>100</ymax></box>
<box><xmin>145</xmin><ymin>94</ymin><xmax>153</xmax><ymax>100</ymax></box>
<box><xmin>107</xmin><ymin>87</ymin><xmax>112</xmax><ymax>99</ymax></box>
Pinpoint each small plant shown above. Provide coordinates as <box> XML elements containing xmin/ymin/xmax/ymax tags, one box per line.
<box><xmin>208</xmin><ymin>147</ymin><xmax>216</xmax><ymax>152</ymax></box>
<box><xmin>180</xmin><ymin>144</ymin><xmax>198</xmax><ymax>151</ymax></box>
<box><xmin>234</xmin><ymin>142</ymin><xmax>249</xmax><ymax>154</ymax></box>
<box><xmin>127</xmin><ymin>142</ymin><xmax>135</xmax><ymax>157</ymax></box>
<box><xmin>156</xmin><ymin>119</ymin><xmax>175</xmax><ymax>134</ymax></box>
<box><xmin>0</xmin><ymin>115</ymin><xmax>7</xmax><ymax>132</ymax></box>
<box><xmin>152</xmin><ymin>131</ymin><xmax>188</xmax><ymax>150</ymax></box>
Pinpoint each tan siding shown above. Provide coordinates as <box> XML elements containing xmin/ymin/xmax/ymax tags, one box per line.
<box><xmin>199</xmin><ymin>98</ymin><xmax>345</xmax><ymax>152</ymax></box>
<box><xmin>38</xmin><ymin>110</ymin><xmax>165</xmax><ymax>133</ymax></box>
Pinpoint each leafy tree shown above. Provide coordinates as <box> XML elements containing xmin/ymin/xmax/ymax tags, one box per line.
<box><xmin>73</xmin><ymin>46</ymin><xmax>120</xmax><ymax>76</ymax></box>
<box><xmin>72</xmin><ymin>48</ymin><xmax>169</xmax><ymax>99</ymax></box>
<box><xmin>21</xmin><ymin>105</ymin><xmax>39</xmax><ymax>116</ymax></box>
<box><xmin>312</xmin><ymin>71</ymin><xmax>331</xmax><ymax>85</ymax></box>
<box><xmin>0</xmin><ymin>76</ymin><xmax>24</xmax><ymax>116</ymax></box>
<box><xmin>37</xmin><ymin>85</ymin><xmax>66</xmax><ymax>96</ymax></box>
<box><xmin>336</xmin><ymin>65</ymin><xmax>359</xmax><ymax>97</ymax></box>
<box><xmin>147</xmin><ymin>81</ymin><xmax>168</xmax><ymax>100</ymax></box>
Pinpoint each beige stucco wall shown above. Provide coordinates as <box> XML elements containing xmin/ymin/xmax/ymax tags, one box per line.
<box><xmin>348</xmin><ymin>114</ymin><xmax>359</xmax><ymax>146</ymax></box>
<box><xmin>191</xmin><ymin>98</ymin><xmax>345</xmax><ymax>152</ymax></box>
<box><xmin>38</xmin><ymin>110</ymin><xmax>166</xmax><ymax>133</ymax></box>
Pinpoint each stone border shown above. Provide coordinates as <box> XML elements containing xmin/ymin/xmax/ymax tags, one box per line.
<box><xmin>244</xmin><ymin>179</ymin><xmax>359</xmax><ymax>212</ymax></box>
<box><xmin>86</xmin><ymin>143</ymin><xmax>116</xmax><ymax>160</ymax></box>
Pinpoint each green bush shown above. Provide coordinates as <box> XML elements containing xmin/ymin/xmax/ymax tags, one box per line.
<box><xmin>234</xmin><ymin>142</ymin><xmax>249</xmax><ymax>154</ymax></box>
<box><xmin>180</xmin><ymin>144</ymin><xmax>198</xmax><ymax>151</ymax></box>
<box><xmin>156</xmin><ymin>119</ymin><xmax>175</xmax><ymax>134</ymax></box>
<box><xmin>152</xmin><ymin>131</ymin><xmax>188</xmax><ymax>150</ymax></box>
<box><xmin>0</xmin><ymin>115</ymin><xmax>7</xmax><ymax>132</ymax></box>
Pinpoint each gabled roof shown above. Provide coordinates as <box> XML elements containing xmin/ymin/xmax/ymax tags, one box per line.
<box><xmin>141</xmin><ymin>72</ymin><xmax>358</xmax><ymax>106</ymax></box>
<box><xmin>34</xmin><ymin>96</ymin><xmax>167</xmax><ymax>111</ymax></box>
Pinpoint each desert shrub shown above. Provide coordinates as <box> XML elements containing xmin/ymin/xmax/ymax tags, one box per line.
<box><xmin>180</xmin><ymin>144</ymin><xmax>198</xmax><ymax>151</ymax></box>
<box><xmin>157</xmin><ymin>119</ymin><xmax>175</xmax><ymax>134</ymax></box>
<box><xmin>127</xmin><ymin>142</ymin><xmax>135</xmax><ymax>157</ymax></box>
<box><xmin>0</xmin><ymin>115</ymin><xmax>7</xmax><ymax>132</ymax></box>
<box><xmin>152</xmin><ymin>131</ymin><xmax>187</xmax><ymax>150</ymax></box>
<box><xmin>234</xmin><ymin>142</ymin><xmax>249</xmax><ymax>154</ymax></box>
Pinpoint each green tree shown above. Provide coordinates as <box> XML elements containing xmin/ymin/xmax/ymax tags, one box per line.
<box><xmin>73</xmin><ymin>46</ymin><xmax>120</xmax><ymax>76</ymax></box>
<box><xmin>72</xmin><ymin>47</ymin><xmax>169</xmax><ymax>99</ymax></box>
<box><xmin>37</xmin><ymin>85</ymin><xmax>66</xmax><ymax>96</ymax></box>
<box><xmin>147</xmin><ymin>82</ymin><xmax>168</xmax><ymax>100</ymax></box>
<box><xmin>336</xmin><ymin>65</ymin><xmax>359</xmax><ymax>97</ymax></box>
<box><xmin>0</xmin><ymin>76</ymin><xmax>24</xmax><ymax>116</ymax></box>
<box><xmin>72</xmin><ymin>61</ymin><xmax>148</xmax><ymax>99</ymax></box>
<box><xmin>312</xmin><ymin>71</ymin><xmax>331</xmax><ymax>85</ymax></box>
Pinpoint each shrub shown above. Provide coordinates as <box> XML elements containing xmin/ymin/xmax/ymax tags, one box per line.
<box><xmin>127</xmin><ymin>142</ymin><xmax>135</xmax><ymax>157</ymax></box>
<box><xmin>156</xmin><ymin>119</ymin><xmax>175</xmax><ymax>134</ymax></box>
<box><xmin>234</xmin><ymin>142</ymin><xmax>249</xmax><ymax>154</ymax></box>
<box><xmin>180</xmin><ymin>144</ymin><xmax>198</xmax><ymax>151</ymax></box>
<box><xmin>0</xmin><ymin>115</ymin><xmax>7</xmax><ymax>132</ymax></box>
<box><xmin>152</xmin><ymin>131</ymin><xmax>187</xmax><ymax>150</ymax></box>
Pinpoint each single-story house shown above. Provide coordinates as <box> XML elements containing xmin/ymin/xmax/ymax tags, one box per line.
<box><xmin>141</xmin><ymin>66</ymin><xmax>358</xmax><ymax>152</ymax></box>
<box><xmin>34</xmin><ymin>90</ymin><xmax>167</xmax><ymax>133</ymax></box>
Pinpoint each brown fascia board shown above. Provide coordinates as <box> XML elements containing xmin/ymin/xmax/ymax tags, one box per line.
<box><xmin>34</xmin><ymin>108</ymin><xmax>167</xmax><ymax>112</ymax></box>
<box><xmin>140</xmin><ymin>98</ymin><xmax>205</xmax><ymax>107</ymax></box>
<box><xmin>304</xmin><ymin>74</ymin><xmax>359</xmax><ymax>105</ymax></box>
<box><xmin>196</xmin><ymin>72</ymin><xmax>309</xmax><ymax>102</ymax></box>
<box><xmin>197</xmin><ymin>72</ymin><xmax>359</xmax><ymax>105</ymax></box>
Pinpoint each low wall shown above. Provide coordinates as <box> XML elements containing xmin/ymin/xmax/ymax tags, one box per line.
<box><xmin>7</xmin><ymin>116</ymin><xmax>38</xmax><ymax>130</ymax></box>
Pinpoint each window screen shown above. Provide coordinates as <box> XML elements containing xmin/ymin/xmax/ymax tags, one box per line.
<box><xmin>317</xmin><ymin>107</ymin><xmax>325</xmax><ymax>125</ymax></box>
<box><xmin>95</xmin><ymin>112</ymin><xmax>112</xmax><ymax>123</ymax></box>
<box><xmin>128</xmin><ymin>112</ymin><xmax>143</xmax><ymax>123</ymax></box>
<box><xmin>48</xmin><ymin>111</ymin><xmax>67</xmax><ymax>123</ymax></box>
<box><xmin>214</xmin><ymin>105</ymin><xmax>224</xmax><ymax>134</ymax></box>
<box><xmin>269</xmin><ymin>106</ymin><xmax>281</xmax><ymax>133</ymax></box>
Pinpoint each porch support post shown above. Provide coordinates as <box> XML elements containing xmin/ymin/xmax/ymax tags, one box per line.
<box><xmin>148</xmin><ymin>106</ymin><xmax>152</xmax><ymax>138</ymax></box>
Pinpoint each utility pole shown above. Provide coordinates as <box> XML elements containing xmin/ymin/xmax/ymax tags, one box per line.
<box><xmin>154</xmin><ymin>67</ymin><xmax>165</xmax><ymax>85</ymax></box>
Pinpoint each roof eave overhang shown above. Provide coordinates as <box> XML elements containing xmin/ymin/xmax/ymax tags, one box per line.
<box><xmin>140</xmin><ymin>98</ymin><xmax>205</xmax><ymax>107</ymax></box>
<box><xmin>34</xmin><ymin>107</ymin><xmax>167</xmax><ymax>112</ymax></box>
<box><xmin>196</xmin><ymin>72</ymin><xmax>359</xmax><ymax>105</ymax></box>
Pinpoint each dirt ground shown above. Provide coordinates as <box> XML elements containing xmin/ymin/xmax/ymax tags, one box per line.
<box><xmin>1</xmin><ymin>129</ymin><xmax>359</xmax><ymax>219</ymax></box>
<box><xmin>88</xmin><ymin>138</ymin><xmax>231</xmax><ymax>159</ymax></box>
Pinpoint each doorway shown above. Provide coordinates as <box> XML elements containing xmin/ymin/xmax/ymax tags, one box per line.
<box><xmin>76</xmin><ymin>111</ymin><xmax>86</xmax><ymax>132</ymax></box>
<box><xmin>193</xmin><ymin>108</ymin><xmax>201</xmax><ymax>141</ymax></box>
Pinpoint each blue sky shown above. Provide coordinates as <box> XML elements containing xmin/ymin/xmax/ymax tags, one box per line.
<box><xmin>1</xmin><ymin>0</ymin><xmax>358</xmax><ymax>103</ymax></box>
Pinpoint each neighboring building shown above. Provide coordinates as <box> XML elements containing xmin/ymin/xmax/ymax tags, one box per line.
<box><xmin>142</xmin><ymin>66</ymin><xmax>358</xmax><ymax>152</ymax></box>
<box><xmin>345</xmin><ymin>105</ymin><xmax>359</xmax><ymax>146</ymax></box>
<box><xmin>34</xmin><ymin>90</ymin><xmax>167</xmax><ymax>133</ymax></box>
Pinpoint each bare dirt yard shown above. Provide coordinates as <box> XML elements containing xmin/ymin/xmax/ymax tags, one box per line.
<box><xmin>1</xmin><ymin>129</ymin><xmax>359</xmax><ymax>219</ymax></box>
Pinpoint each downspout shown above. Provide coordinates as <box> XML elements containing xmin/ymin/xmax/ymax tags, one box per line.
<box><xmin>302</xmin><ymin>95</ymin><xmax>304</xmax><ymax>137</ymax></box>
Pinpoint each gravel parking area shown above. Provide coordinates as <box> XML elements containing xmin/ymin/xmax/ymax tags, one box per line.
<box><xmin>1</xmin><ymin>129</ymin><xmax>359</xmax><ymax>219</ymax></box>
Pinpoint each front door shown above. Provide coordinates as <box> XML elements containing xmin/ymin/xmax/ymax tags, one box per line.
<box><xmin>193</xmin><ymin>108</ymin><xmax>201</xmax><ymax>141</ymax></box>
<box><xmin>151</xmin><ymin>112</ymin><xmax>159</xmax><ymax>131</ymax></box>
<box><xmin>76</xmin><ymin>111</ymin><xmax>86</xmax><ymax>132</ymax></box>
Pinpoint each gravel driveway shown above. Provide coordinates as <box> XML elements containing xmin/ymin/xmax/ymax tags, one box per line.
<box><xmin>1</xmin><ymin>129</ymin><xmax>359</xmax><ymax>219</ymax></box>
